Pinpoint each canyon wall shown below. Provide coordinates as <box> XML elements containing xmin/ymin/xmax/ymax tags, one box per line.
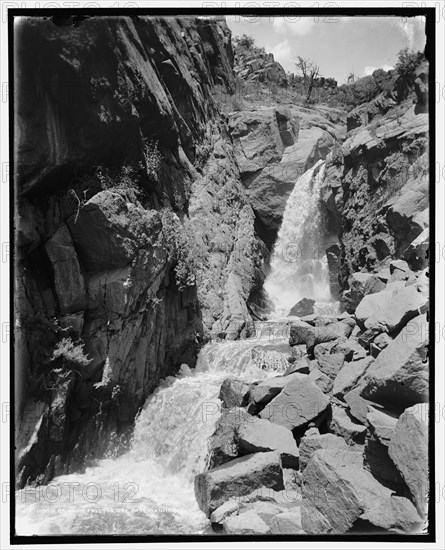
<box><xmin>15</xmin><ymin>16</ymin><xmax>266</xmax><ymax>487</ymax></box>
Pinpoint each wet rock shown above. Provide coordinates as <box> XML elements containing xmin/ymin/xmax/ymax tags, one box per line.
<box><xmin>223</xmin><ymin>510</ymin><xmax>271</xmax><ymax>534</ymax></box>
<box><xmin>195</xmin><ymin>451</ymin><xmax>285</xmax><ymax>516</ymax></box>
<box><xmin>219</xmin><ymin>378</ymin><xmax>251</xmax><ymax>408</ymax></box>
<box><xmin>206</xmin><ymin>408</ymin><xmax>251</xmax><ymax>469</ymax></box>
<box><xmin>289</xmin><ymin>298</ymin><xmax>315</xmax><ymax>317</ymax></box>
<box><xmin>299</xmin><ymin>433</ymin><xmax>348</xmax><ymax>471</ymax></box>
<box><xmin>301</xmin><ymin>448</ymin><xmax>422</xmax><ymax>534</ymax></box>
<box><xmin>210</xmin><ymin>499</ymin><xmax>240</xmax><ymax>525</ymax></box>
<box><xmin>238</xmin><ymin>418</ymin><xmax>299</xmax><ymax>469</ymax></box>
<box><xmin>388</xmin><ymin>404</ymin><xmax>429</xmax><ymax>515</ymax></box>
<box><xmin>332</xmin><ymin>357</ymin><xmax>373</xmax><ymax>400</ymax></box>
<box><xmin>260</xmin><ymin>376</ymin><xmax>330</xmax><ymax>431</ymax></box>
<box><xmin>360</xmin><ymin>314</ymin><xmax>428</xmax><ymax>408</ymax></box>
<box><xmin>247</xmin><ymin>372</ymin><xmax>306</xmax><ymax>414</ymax></box>
<box><xmin>329</xmin><ymin>404</ymin><xmax>368</xmax><ymax>445</ymax></box>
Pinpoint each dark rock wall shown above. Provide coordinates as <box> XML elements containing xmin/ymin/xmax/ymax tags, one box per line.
<box><xmin>320</xmin><ymin>69</ymin><xmax>429</xmax><ymax>309</ymax></box>
<box><xmin>15</xmin><ymin>16</ymin><xmax>264</xmax><ymax>487</ymax></box>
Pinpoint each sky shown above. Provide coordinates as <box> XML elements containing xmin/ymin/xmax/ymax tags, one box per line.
<box><xmin>226</xmin><ymin>16</ymin><xmax>427</xmax><ymax>84</ymax></box>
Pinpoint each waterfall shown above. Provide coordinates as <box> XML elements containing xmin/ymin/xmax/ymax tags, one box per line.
<box><xmin>15</xmin><ymin>329</ymin><xmax>290</xmax><ymax>536</ymax></box>
<box><xmin>264</xmin><ymin>160</ymin><xmax>339</xmax><ymax>317</ymax></box>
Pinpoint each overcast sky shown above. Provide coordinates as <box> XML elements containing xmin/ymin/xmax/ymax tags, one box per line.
<box><xmin>226</xmin><ymin>16</ymin><xmax>426</xmax><ymax>84</ymax></box>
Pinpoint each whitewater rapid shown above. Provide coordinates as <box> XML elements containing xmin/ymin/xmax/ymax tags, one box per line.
<box><xmin>264</xmin><ymin>160</ymin><xmax>339</xmax><ymax>317</ymax></box>
<box><xmin>15</xmin><ymin>323</ymin><xmax>290</xmax><ymax>536</ymax></box>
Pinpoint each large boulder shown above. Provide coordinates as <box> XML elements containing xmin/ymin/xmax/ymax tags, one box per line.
<box><xmin>289</xmin><ymin>298</ymin><xmax>315</xmax><ymax>317</ymax></box>
<box><xmin>206</xmin><ymin>408</ymin><xmax>251</xmax><ymax>469</ymax></box>
<box><xmin>388</xmin><ymin>404</ymin><xmax>429</xmax><ymax>516</ymax></box>
<box><xmin>219</xmin><ymin>378</ymin><xmax>251</xmax><ymax>408</ymax></box>
<box><xmin>329</xmin><ymin>404</ymin><xmax>368</xmax><ymax>445</ymax></box>
<box><xmin>299</xmin><ymin>433</ymin><xmax>348</xmax><ymax>471</ymax></box>
<box><xmin>260</xmin><ymin>377</ymin><xmax>330</xmax><ymax>432</ymax></box>
<box><xmin>194</xmin><ymin>451</ymin><xmax>284</xmax><ymax>516</ymax></box>
<box><xmin>270</xmin><ymin>509</ymin><xmax>304</xmax><ymax>534</ymax></box>
<box><xmin>359</xmin><ymin>314</ymin><xmax>428</xmax><ymax>408</ymax></box>
<box><xmin>290</xmin><ymin>320</ymin><xmax>354</xmax><ymax>354</ymax></box>
<box><xmin>210</xmin><ymin>499</ymin><xmax>240</xmax><ymax>526</ymax></box>
<box><xmin>332</xmin><ymin>357</ymin><xmax>373</xmax><ymax>400</ymax></box>
<box><xmin>366</xmin><ymin>406</ymin><xmax>398</xmax><ymax>447</ymax></box>
<box><xmin>247</xmin><ymin>372</ymin><xmax>306</xmax><ymax>414</ymax></box>
<box><xmin>316</xmin><ymin>352</ymin><xmax>345</xmax><ymax>380</ymax></box>
<box><xmin>238</xmin><ymin>418</ymin><xmax>299</xmax><ymax>468</ymax></box>
<box><xmin>356</xmin><ymin>285</ymin><xmax>428</xmax><ymax>334</ymax></box>
<box><xmin>223</xmin><ymin>510</ymin><xmax>271</xmax><ymax>534</ymax></box>
<box><xmin>301</xmin><ymin>449</ymin><xmax>422</xmax><ymax>534</ymax></box>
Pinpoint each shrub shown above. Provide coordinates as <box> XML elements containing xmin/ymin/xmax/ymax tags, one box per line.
<box><xmin>395</xmin><ymin>48</ymin><xmax>425</xmax><ymax>87</ymax></box>
<box><xmin>52</xmin><ymin>337</ymin><xmax>92</xmax><ymax>368</ymax></box>
<box><xmin>160</xmin><ymin>209</ymin><xmax>200</xmax><ymax>291</ymax></box>
<box><xmin>235</xmin><ymin>34</ymin><xmax>255</xmax><ymax>49</ymax></box>
<box><xmin>143</xmin><ymin>139</ymin><xmax>162</xmax><ymax>182</ymax></box>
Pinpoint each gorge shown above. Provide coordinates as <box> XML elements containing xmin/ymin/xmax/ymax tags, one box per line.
<box><xmin>14</xmin><ymin>15</ymin><xmax>430</xmax><ymax>537</ymax></box>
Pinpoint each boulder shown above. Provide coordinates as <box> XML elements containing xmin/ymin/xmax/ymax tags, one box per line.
<box><xmin>317</xmin><ymin>353</ymin><xmax>345</xmax><ymax>380</ymax></box>
<box><xmin>388</xmin><ymin>404</ymin><xmax>429</xmax><ymax>516</ymax></box>
<box><xmin>364</xmin><ymin>437</ymin><xmax>406</xmax><ymax>488</ymax></box>
<box><xmin>370</xmin><ymin>332</ymin><xmax>392</xmax><ymax>357</ymax></box>
<box><xmin>332</xmin><ymin>338</ymin><xmax>367</xmax><ymax>361</ymax></box>
<box><xmin>329</xmin><ymin>404</ymin><xmax>368</xmax><ymax>445</ymax></box>
<box><xmin>314</xmin><ymin>341</ymin><xmax>337</xmax><ymax>360</ymax></box>
<box><xmin>284</xmin><ymin>356</ymin><xmax>310</xmax><ymax>375</ymax></box>
<box><xmin>356</xmin><ymin>285</ymin><xmax>428</xmax><ymax>334</ymax></box>
<box><xmin>223</xmin><ymin>510</ymin><xmax>271</xmax><ymax>534</ymax></box>
<box><xmin>206</xmin><ymin>407</ymin><xmax>251</xmax><ymax>469</ymax></box>
<box><xmin>260</xmin><ymin>377</ymin><xmax>330</xmax><ymax>431</ymax></box>
<box><xmin>290</xmin><ymin>320</ymin><xmax>354</xmax><ymax>353</ymax></box>
<box><xmin>301</xmin><ymin>449</ymin><xmax>422</xmax><ymax>534</ymax></box>
<box><xmin>289</xmin><ymin>298</ymin><xmax>315</xmax><ymax>317</ymax></box>
<box><xmin>299</xmin><ymin>433</ymin><xmax>348</xmax><ymax>471</ymax></box>
<box><xmin>210</xmin><ymin>499</ymin><xmax>240</xmax><ymax>525</ymax></box>
<box><xmin>270</xmin><ymin>509</ymin><xmax>304</xmax><ymax>534</ymax></box>
<box><xmin>219</xmin><ymin>378</ymin><xmax>251</xmax><ymax>408</ymax></box>
<box><xmin>404</xmin><ymin>228</ymin><xmax>429</xmax><ymax>270</ymax></box>
<box><xmin>332</xmin><ymin>357</ymin><xmax>373</xmax><ymax>400</ymax></box>
<box><xmin>344</xmin><ymin>388</ymin><xmax>372</xmax><ymax>424</ymax></box>
<box><xmin>366</xmin><ymin>406</ymin><xmax>398</xmax><ymax>446</ymax></box>
<box><xmin>308</xmin><ymin>369</ymin><xmax>333</xmax><ymax>394</ymax></box>
<box><xmin>195</xmin><ymin>451</ymin><xmax>284</xmax><ymax>516</ymax></box>
<box><xmin>248</xmin><ymin>372</ymin><xmax>306</xmax><ymax>414</ymax></box>
<box><xmin>359</xmin><ymin>314</ymin><xmax>428</xmax><ymax>408</ymax></box>
<box><xmin>238</xmin><ymin>418</ymin><xmax>299</xmax><ymax>469</ymax></box>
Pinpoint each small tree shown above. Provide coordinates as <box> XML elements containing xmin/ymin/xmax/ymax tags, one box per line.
<box><xmin>347</xmin><ymin>71</ymin><xmax>356</xmax><ymax>84</ymax></box>
<box><xmin>295</xmin><ymin>56</ymin><xmax>320</xmax><ymax>102</ymax></box>
<box><xmin>395</xmin><ymin>48</ymin><xmax>425</xmax><ymax>87</ymax></box>
<box><xmin>237</xmin><ymin>34</ymin><xmax>255</xmax><ymax>49</ymax></box>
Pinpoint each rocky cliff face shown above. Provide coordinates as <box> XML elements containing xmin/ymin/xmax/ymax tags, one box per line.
<box><xmin>320</xmin><ymin>64</ymin><xmax>429</xmax><ymax>311</ymax></box>
<box><xmin>15</xmin><ymin>16</ymin><xmax>266</xmax><ymax>487</ymax></box>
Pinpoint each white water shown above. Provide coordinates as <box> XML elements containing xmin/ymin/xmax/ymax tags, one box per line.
<box><xmin>16</xmin><ymin>328</ymin><xmax>290</xmax><ymax>536</ymax></box>
<box><xmin>264</xmin><ymin>160</ymin><xmax>339</xmax><ymax>317</ymax></box>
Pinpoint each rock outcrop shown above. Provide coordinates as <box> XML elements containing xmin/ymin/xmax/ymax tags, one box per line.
<box><xmin>15</xmin><ymin>16</ymin><xmax>266</xmax><ymax>487</ymax></box>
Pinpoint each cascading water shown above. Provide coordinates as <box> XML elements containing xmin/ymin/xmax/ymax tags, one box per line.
<box><xmin>264</xmin><ymin>160</ymin><xmax>339</xmax><ymax>317</ymax></box>
<box><xmin>16</xmin><ymin>158</ymin><xmax>339</xmax><ymax>536</ymax></box>
<box><xmin>15</xmin><ymin>324</ymin><xmax>291</xmax><ymax>536</ymax></box>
